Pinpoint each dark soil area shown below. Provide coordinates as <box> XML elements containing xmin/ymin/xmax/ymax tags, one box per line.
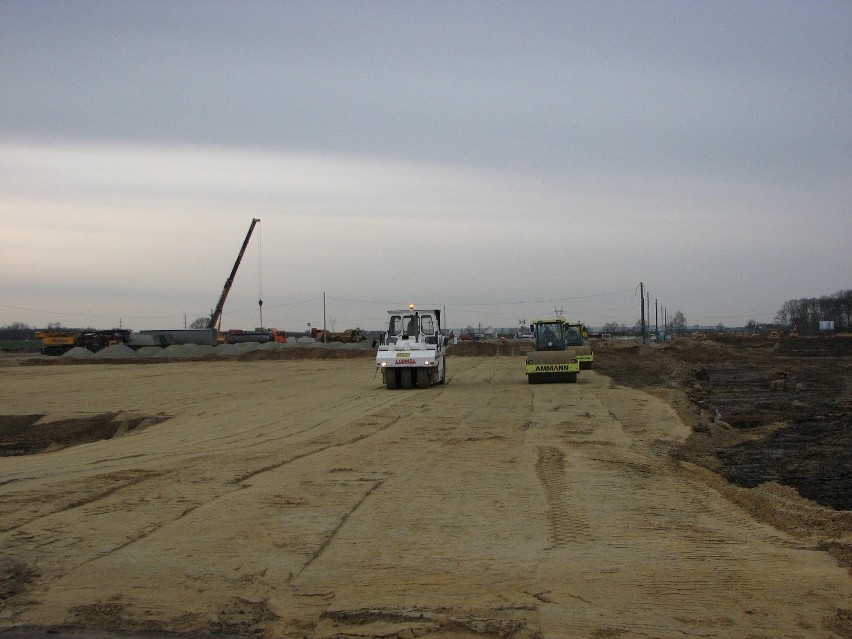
<box><xmin>0</xmin><ymin>413</ymin><xmax>171</xmax><ymax>456</ymax></box>
<box><xmin>595</xmin><ymin>335</ymin><xmax>852</xmax><ymax>512</ymax></box>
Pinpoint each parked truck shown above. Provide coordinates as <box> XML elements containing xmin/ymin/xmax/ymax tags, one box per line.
<box><xmin>224</xmin><ymin>329</ymin><xmax>287</xmax><ymax>344</ymax></box>
<box><xmin>376</xmin><ymin>306</ymin><xmax>447</xmax><ymax>389</ymax></box>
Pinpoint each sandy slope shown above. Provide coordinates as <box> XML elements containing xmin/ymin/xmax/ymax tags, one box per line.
<box><xmin>0</xmin><ymin>358</ymin><xmax>849</xmax><ymax>638</ymax></box>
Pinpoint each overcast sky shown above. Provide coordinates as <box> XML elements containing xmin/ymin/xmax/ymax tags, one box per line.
<box><xmin>2</xmin><ymin>1</ymin><xmax>850</xmax><ymax>332</ymax></box>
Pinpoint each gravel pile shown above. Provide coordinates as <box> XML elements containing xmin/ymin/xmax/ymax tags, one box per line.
<box><xmin>348</xmin><ymin>341</ymin><xmax>376</xmax><ymax>350</ymax></box>
<box><xmin>232</xmin><ymin>342</ymin><xmax>261</xmax><ymax>354</ymax></box>
<box><xmin>48</xmin><ymin>339</ymin><xmax>369</xmax><ymax>362</ymax></box>
<box><xmin>94</xmin><ymin>344</ymin><xmax>138</xmax><ymax>359</ymax></box>
<box><xmin>154</xmin><ymin>345</ymin><xmax>191</xmax><ymax>358</ymax></box>
<box><xmin>62</xmin><ymin>347</ymin><xmax>95</xmax><ymax>359</ymax></box>
<box><xmin>212</xmin><ymin>344</ymin><xmax>241</xmax><ymax>357</ymax></box>
<box><xmin>182</xmin><ymin>344</ymin><xmax>215</xmax><ymax>358</ymax></box>
<box><xmin>257</xmin><ymin>341</ymin><xmax>286</xmax><ymax>351</ymax></box>
<box><xmin>135</xmin><ymin>346</ymin><xmax>164</xmax><ymax>358</ymax></box>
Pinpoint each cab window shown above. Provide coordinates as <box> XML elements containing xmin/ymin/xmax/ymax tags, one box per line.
<box><xmin>536</xmin><ymin>323</ymin><xmax>564</xmax><ymax>349</ymax></box>
<box><xmin>403</xmin><ymin>314</ymin><xmax>418</xmax><ymax>335</ymax></box>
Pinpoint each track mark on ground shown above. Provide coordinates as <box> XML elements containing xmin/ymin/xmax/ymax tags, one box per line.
<box><xmin>293</xmin><ymin>479</ymin><xmax>385</xmax><ymax>580</ymax></box>
<box><xmin>535</xmin><ymin>446</ymin><xmax>590</xmax><ymax>546</ymax></box>
<box><xmin>230</xmin><ymin>415</ymin><xmax>403</xmax><ymax>484</ymax></box>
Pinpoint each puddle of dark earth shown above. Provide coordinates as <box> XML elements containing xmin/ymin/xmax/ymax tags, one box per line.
<box><xmin>0</xmin><ymin>413</ymin><xmax>171</xmax><ymax>456</ymax></box>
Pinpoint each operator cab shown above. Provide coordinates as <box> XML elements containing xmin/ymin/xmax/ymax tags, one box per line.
<box><xmin>563</xmin><ymin>324</ymin><xmax>584</xmax><ymax>346</ymax></box>
<box><xmin>384</xmin><ymin>310</ymin><xmax>440</xmax><ymax>346</ymax></box>
<box><xmin>387</xmin><ymin>312</ymin><xmax>421</xmax><ymax>343</ymax></box>
<box><xmin>534</xmin><ymin>320</ymin><xmax>565</xmax><ymax>350</ymax></box>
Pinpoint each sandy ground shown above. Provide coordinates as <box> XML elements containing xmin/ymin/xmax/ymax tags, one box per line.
<box><xmin>1</xmin><ymin>355</ymin><xmax>850</xmax><ymax>638</ymax></box>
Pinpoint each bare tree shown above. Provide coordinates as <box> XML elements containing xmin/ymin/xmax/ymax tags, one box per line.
<box><xmin>671</xmin><ymin>311</ymin><xmax>686</xmax><ymax>335</ymax></box>
<box><xmin>189</xmin><ymin>317</ymin><xmax>209</xmax><ymax>329</ymax></box>
<box><xmin>838</xmin><ymin>290</ymin><xmax>852</xmax><ymax>329</ymax></box>
<box><xmin>601</xmin><ymin>321</ymin><xmax>626</xmax><ymax>335</ymax></box>
<box><xmin>775</xmin><ymin>289</ymin><xmax>852</xmax><ymax>332</ymax></box>
<box><xmin>631</xmin><ymin>319</ymin><xmax>644</xmax><ymax>335</ymax></box>
<box><xmin>0</xmin><ymin>322</ymin><xmax>35</xmax><ymax>340</ymax></box>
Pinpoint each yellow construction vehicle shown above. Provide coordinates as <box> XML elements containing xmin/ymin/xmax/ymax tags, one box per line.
<box><xmin>566</xmin><ymin>322</ymin><xmax>594</xmax><ymax>369</ymax></box>
<box><xmin>524</xmin><ymin>319</ymin><xmax>580</xmax><ymax>383</ymax></box>
<box><xmin>34</xmin><ymin>331</ymin><xmax>78</xmax><ymax>355</ymax></box>
<box><xmin>35</xmin><ymin>329</ymin><xmax>131</xmax><ymax>356</ymax></box>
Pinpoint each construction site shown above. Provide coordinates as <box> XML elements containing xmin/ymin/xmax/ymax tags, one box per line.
<box><xmin>0</xmin><ymin>332</ymin><xmax>849</xmax><ymax>639</ymax></box>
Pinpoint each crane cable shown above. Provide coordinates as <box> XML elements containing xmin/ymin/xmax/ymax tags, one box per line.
<box><xmin>257</xmin><ymin>219</ymin><xmax>263</xmax><ymax>328</ymax></box>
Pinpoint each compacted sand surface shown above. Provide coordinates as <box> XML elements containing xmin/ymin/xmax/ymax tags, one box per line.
<box><xmin>0</xmin><ymin>354</ymin><xmax>849</xmax><ymax>638</ymax></box>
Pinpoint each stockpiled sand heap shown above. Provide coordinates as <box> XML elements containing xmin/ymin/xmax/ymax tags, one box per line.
<box><xmin>61</xmin><ymin>347</ymin><xmax>95</xmax><ymax>359</ymax></box>
<box><xmin>212</xmin><ymin>344</ymin><xmax>241</xmax><ymax>357</ymax></box>
<box><xmin>93</xmin><ymin>344</ymin><xmax>138</xmax><ymax>359</ymax></box>
<box><xmin>135</xmin><ymin>346</ymin><xmax>164</xmax><ymax>358</ymax></box>
<box><xmin>152</xmin><ymin>344</ymin><xmax>214</xmax><ymax>358</ymax></box>
<box><xmin>257</xmin><ymin>341</ymin><xmax>286</xmax><ymax>351</ymax></box>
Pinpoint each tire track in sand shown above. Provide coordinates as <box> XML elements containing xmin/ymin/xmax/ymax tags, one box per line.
<box><xmin>535</xmin><ymin>446</ymin><xmax>590</xmax><ymax>546</ymax></box>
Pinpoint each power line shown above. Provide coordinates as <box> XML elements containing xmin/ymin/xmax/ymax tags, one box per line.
<box><xmin>0</xmin><ymin>303</ymin><xmax>186</xmax><ymax>320</ymax></box>
<box><xmin>328</xmin><ymin>288</ymin><xmax>636</xmax><ymax>308</ymax></box>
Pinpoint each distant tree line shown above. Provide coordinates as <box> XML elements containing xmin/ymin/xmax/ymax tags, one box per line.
<box><xmin>0</xmin><ymin>322</ymin><xmax>42</xmax><ymax>340</ymax></box>
<box><xmin>774</xmin><ymin>289</ymin><xmax>851</xmax><ymax>332</ymax></box>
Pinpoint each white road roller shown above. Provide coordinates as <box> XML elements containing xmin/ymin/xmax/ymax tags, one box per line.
<box><xmin>376</xmin><ymin>305</ymin><xmax>447</xmax><ymax>389</ymax></box>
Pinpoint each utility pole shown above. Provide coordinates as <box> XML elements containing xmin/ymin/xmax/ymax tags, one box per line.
<box><xmin>646</xmin><ymin>292</ymin><xmax>650</xmax><ymax>341</ymax></box>
<box><xmin>322</xmin><ymin>292</ymin><xmax>327</xmax><ymax>343</ymax></box>
<box><xmin>640</xmin><ymin>282</ymin><xmax>646</xmax><ymax>344</ymax></box>
<box><xmin>655</xmin><ymin>299</ymin><xmax>658</xmax><ymax>341</ymax></box>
